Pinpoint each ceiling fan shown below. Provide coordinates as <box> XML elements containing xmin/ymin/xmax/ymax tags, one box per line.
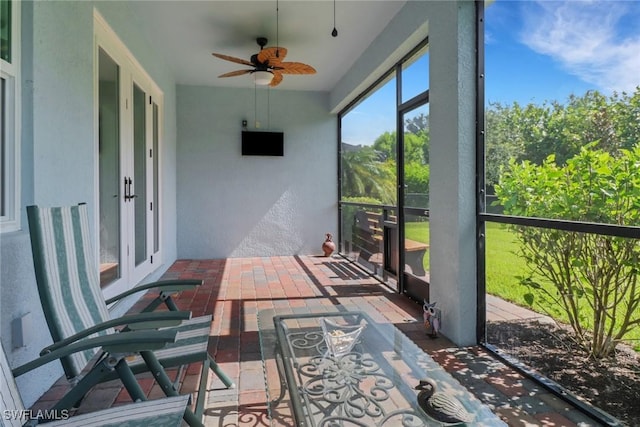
<box><xmin>212</xmin><ymin>37</ymin><xmax>316</xmax><ymax>87</ymax></box>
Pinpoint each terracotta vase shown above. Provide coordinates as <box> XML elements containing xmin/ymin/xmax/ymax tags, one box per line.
<box><xmin>322</xmin><ymin>233</ymin><xmax>336</xmax><ymax>257</ymax></box>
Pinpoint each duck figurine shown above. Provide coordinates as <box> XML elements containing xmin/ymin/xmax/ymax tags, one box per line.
<box><xmin>415</xmin><ymin>378</ymin><xmax>474</xmax><ymax>425</ymax></box>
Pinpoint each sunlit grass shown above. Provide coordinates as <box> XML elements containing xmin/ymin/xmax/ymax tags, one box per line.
<box><xmin>485</xmin><ymin>222</ymin><xmax>531</xmax><ymax>303</ymax></box>
<box><xmin>405</xmin><ymin>221</ymin><xmax>639</xmax><ymax>350</ymax></box>
<box><xmin>485</xmin><ymin>222</ymin><xmax>640</xmax><ymax>350</ymax></box>
<box><xmin>404</xmin><ymin>221</ymin><xmax>430</xmax><ymax>268</ymax></box>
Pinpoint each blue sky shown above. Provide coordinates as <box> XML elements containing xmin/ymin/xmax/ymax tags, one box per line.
<box><xmin>343</xmin><ymin>0</ymin><xmax>640</xmax><ymax>147</ymax></box>
<box><xmin>486</xmin><ymin>0</ymin><xmax>640</xmax><ymax>106</ymax></box>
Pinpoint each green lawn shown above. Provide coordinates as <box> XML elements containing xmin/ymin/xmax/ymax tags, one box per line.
<box><xmin>484</xmin><ymin>222</ymin><xmax>531</xmax><ymax>302</ymax></box>
<box><xmin>404</xmin><ymin>221</ymin><xmax>430</xmax><ymax>267</ymax></box>
<box><xmin>405</xmin><ymin>221</ymin><xmax>640</xmax><ymax>350</ymax></box>
<box><xmin>485</xmin><ymin>222</ymin><xmax>640</xmax><ymax>350</ymax></box>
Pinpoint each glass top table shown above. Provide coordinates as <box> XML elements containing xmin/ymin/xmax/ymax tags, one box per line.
<box><xmin>258</xmin><ymin>307</ymin><xmax>504</xmax><ymax>427</ymax></box>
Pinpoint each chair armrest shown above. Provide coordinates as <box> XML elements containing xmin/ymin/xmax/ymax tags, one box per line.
<box><xmin>13</xmin><ymin>329</ymin><xmax>178</xmax><ymax>377</ymax></box>
<box><xmin>39</xmin><ymin>311</ymin><xmax>192</xmax><ymax>355</ymax></box>
<box><xmin>104</xmin><ymin>279</ymin><xmax>202</xmax><ymax>305</ymax></box>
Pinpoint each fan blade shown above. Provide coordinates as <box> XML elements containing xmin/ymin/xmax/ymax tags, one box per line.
<box><xmin>212</xmin><ymin>52</ymin><xmax>253</xmax><ymax>67</ymax></box>
<box><xmin>269</xmin><ymin>71</ymin><xmax>284</xmax><ymax>87</ymax></box>
<box><xmin>257</xmin><ymin>47</ymin><xmax>288</xmax><ymax>65</ymax></box>
<box><xmin>277</xmin><ymin>62</ymin><xmax>317</xmax><ymax>75</ymax></box>
<box><xmin>218</xmin><ymin>69</ymin><xmax>253</xmax><ymax>78</ymax></box>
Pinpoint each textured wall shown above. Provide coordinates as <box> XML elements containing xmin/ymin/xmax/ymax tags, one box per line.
<box><xmin>176</xmin><ymin>86</ymin><xmax>338</xmax><ymax>258</ymax></box>
<box><xmin>428</xmin><ymin>1</ymin><xmax>478</xmax><ymax>346</ymax></box>
<box><xmin>0</xmin><ymin>232</ymin><xmax>61</xmax><ymax>406</ymax></box>
<box><xmin>1</xmin><ymin>0</ymin><xmax>179</xmax><ymax>406</ymax></box>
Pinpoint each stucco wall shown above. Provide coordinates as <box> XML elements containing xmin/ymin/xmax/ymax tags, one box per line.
<box><xmin>428</xmin><ymin>0</ymin><xmax>478</xmax><ymax>346</ymax></box>
<box><xmin>328</xmin><ymin>0</ymin><xmax>478</xmax><ymax>346</ymax></box>
<box><xmin>0</xmin><ymin>0</ymin><xmax>179</xmax><ymax>406</ymax></box>
<box><xmin>176</xmin><ymin>86</ymin><xmax>337</xmax><ymax>258</ymax></box>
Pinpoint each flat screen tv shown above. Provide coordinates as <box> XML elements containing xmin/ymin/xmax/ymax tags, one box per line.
<box><xmin>241</xmin><ymin>131</ymin><xmax>284</xmax><ymax>156</ymax></box>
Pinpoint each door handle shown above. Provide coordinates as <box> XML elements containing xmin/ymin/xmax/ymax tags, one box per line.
<box><xmin>124</xmin><ymin>177</ymin><xmax>137</xmax><ymax>201</ymax></box>
<box><xmin>128</xmin><ymin>177</ymin><xmax>137</xmax><ymax>199</ymax></box>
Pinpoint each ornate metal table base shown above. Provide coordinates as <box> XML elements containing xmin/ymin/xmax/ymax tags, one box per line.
<box><xmin>295</xmin><ymin>350</ymin><xmax>427</xmax><ymax>426</ymax></box>
<box><xmin>260</xmin><ymin>310</ymin><xmax>504</xmax><ymax>427</ymax></box>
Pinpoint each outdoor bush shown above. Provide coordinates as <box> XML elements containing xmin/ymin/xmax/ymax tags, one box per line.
<box><xmin>404</xmin><ymin>162</ymin><xmax>429</xmax><ymax>207</ymax></box>
<box><xmin>495</xmin><ymin>144</ymin><xmax>640</xmax><ymax>358</ymax></box>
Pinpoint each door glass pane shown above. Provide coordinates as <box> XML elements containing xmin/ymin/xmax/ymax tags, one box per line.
<box><xmin>340</xmin><ymin>74</ymin><xmax>397</xmax><ymax>205</ymax></box>
<box><xmin>153</xmin><ymin>102</ymin><xmax>159</xmax><ymax>253</ymax></box>
<box><xmin>0</xmin><ymin>0</ymin><xmax>11</xmax><ymax>63</ymax></box>
<box><xmin>340</xmin><ymin>74</ymin><xmax>399</xmax><ymax>284</ymax></box>
<box><xmin>133</xmin><ymin>83</ymin><xmax>147</xmax><ymax>266</ymax></box>
<box><xmin>402</xmin><ymin>103</ymin><xmax>430</xmax><ymax>280</ymax></box>
<box><xmin>98</xmin><ymin>48</ymin><xmax>121</xmax><ymax>287</ymax></box>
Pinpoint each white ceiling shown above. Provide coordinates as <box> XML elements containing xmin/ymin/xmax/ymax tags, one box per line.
<box><xmin>131</xmin><ymin>1</ymin><xmax>407</xmax><ymax>91</ymax></box>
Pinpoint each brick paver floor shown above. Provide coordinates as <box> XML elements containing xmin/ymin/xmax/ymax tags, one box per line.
<box><xmin>30</xmin><ymin>256</ymin><xmax>605</xmax><ymax>426</ymax></box>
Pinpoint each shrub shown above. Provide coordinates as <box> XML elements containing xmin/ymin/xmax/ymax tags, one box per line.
<box><xmin>495</xmin><ymin>144</ymin><xmax>640</xmax><ymax>358</ymax></box>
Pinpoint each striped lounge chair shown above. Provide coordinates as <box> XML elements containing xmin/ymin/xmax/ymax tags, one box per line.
<box><xmin>26</xmin><ymin>204</ymin><xmax>234</xmax><ymax>427</ymax></box>
<box><xmin>1</xmin><ymin>342</ymin><xmax>189</xmax><ymax>427</ymax></box>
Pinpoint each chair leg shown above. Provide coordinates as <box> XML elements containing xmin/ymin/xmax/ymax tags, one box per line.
<box><xmin>139</xmin><ymin>350</ymin><xmax>204</xmax><ymax>427</ymax></box>
<box><xmin>208</xmin><ymin>354</ymin><xmax>235</xmax><ymax>389</ymax></box>
<box><xmin>114</xmin><ymin>358</ymin><xmax>147</xmax><ymax>402</ymax></box>
<box><xmin>50</xmin><ymin>358</ymin><xmax>116</xmax><ymax>411</ymax></box>
<box><xmin>193</xmin><ymin>359</ymin><xmax>209</xmax><ymax>420</ymax></box>
<box><xmin>164</xmin><ymin>296</ymin><xmax>180</xmax><ymax>312</ymax></box>
<box><xmin>193</xmin><ymin>356</ymin><xmax>235</xmax><ymax>420</ymax></box>
<box><xmin>140</xmin><ymin>294</ymin><xmax>180</xmax><ymax>312</ymax></box>
<box><xmin>140</xmin><ymin>298</ymin><xmax>164</xmax><ymax>313</ymax></box>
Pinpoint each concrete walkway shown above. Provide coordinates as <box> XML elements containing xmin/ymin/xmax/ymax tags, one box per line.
<box><xmin>30</xmin><ymin>256</ymin><xmax>605</xmax><ymax>426</ymax></box>
<box><xmin>486</xmin><ymin>293</ymin><xmax>555</xmax><ymax>324</ymax></box>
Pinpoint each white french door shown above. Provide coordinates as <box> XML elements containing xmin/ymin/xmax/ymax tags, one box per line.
<box><xmin>95</xmin><ymin>13</ymin><xmax>162</xmax><ymax>297</ymax></box>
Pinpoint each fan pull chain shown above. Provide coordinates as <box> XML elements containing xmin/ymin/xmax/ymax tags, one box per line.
<box><xmin>276</xmin><ymin>0</ymin><xmax>280</xmax><ymax>57</ymax></box>
<box><xmin>332</xmin><ymin>0</ymin><xmax>338</xmax><ymax>37</ymax></box>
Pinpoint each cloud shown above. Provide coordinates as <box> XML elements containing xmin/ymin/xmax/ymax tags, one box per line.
<box><xmin>519</xmin><ymin>1</ymin><xmax>640</xmax><ymax>93</ymax></box>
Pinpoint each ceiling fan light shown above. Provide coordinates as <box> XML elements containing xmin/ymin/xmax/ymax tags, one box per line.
<box><xmin>253</xmin><ymin>70</ymin><xmax>273</xmax><ymax>85</ymax></box>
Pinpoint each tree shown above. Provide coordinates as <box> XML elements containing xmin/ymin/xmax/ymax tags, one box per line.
<box><xmin>485</xmin><ymin>88</ymin><xmax>640</xmax><ymax>190</ymax></box>
<box><xmin>405</xmin><ymin>113</ymin><xmax>430</xmax><ymax>163</ymax></box>
<box><xmin>372</xmin><ymin>114</ymin><xmax>431</xmax><ymax>164</ymax></box>
<box><xmin>485</xmin><ymin>102</ymin><xmax>526</xmax><ymax>189</ymax></box>
<box><xmin>372</xmin><ymin>131</ymin><xmax>395</xmax><ymax>161</ymax></box>
<box><xmin>403</xmin><ymin>132</ymin><xmax>428</xmax><ymax>165</ymax></box>
<box><xmin>495</xmin><ymin>144</ymin><xmax>640</xmax><ymax>358</ymax></box>
<box><xmin>341</xmin><ymin>113</ymin><xmax>431</xmax><ymax>207</ymax></box>
<box><xmin>404</xmin><ymin>162</ymin><xmax>429</xmax><ymax>207</ymax></box>
<box><xmin>405</xmin><ymin>113</ymin><xmax>428</xmax><ymax>135</ymax></box>
<box><xmin>341</xmin><ymin>146</ymin><xmax>396</xmax><ymax>204</ymax></box>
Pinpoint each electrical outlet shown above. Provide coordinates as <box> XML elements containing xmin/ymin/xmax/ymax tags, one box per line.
<box><xmin>12</xmin><ymin>313</ymin><xmax>31</xmax><ymax>348</ymax></box>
